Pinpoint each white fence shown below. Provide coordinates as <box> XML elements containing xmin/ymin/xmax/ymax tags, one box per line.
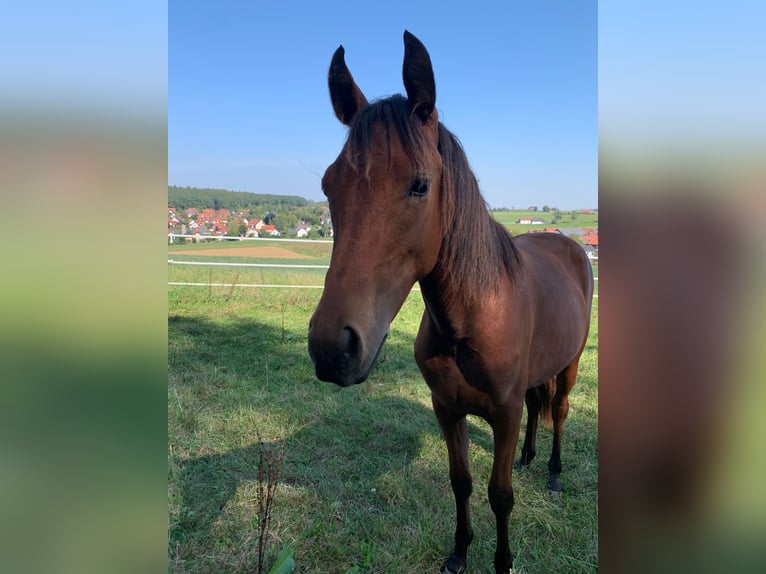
<box><xmin>168</xmin><ymin>233</ymin><xmax>333</xmax><ymax>244</ymax></box>
<box><xmin>168</xmin><ymin>235</ymin><xmax>332</xmax><ymax>288</ymax></box>
<box><xmin>168</xmin><ymin>259</ymin><xmax>329</xmax><ymax>270</ymax></box>
<box><xmin>168</xmin><ymin>281</ymin><xmax>325</xmax><ymax>289</ymax></box>
<box><xmin>168</xmin><ymin>257</ymin><xmax>597</xmax><ymax>297</ymax></box>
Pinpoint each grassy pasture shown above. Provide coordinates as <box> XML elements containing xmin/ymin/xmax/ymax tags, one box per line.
<box><xmin>169</xmin><ymin>262</ymin><xmax>328</xmax><ymax>289</ymax></box>
<box><xmin>492</xmin><ymin>210</ymin><xmax>599</xmax><ymax>237</ymax></box>
<box><xmin>168</xmin><ymin>238</ymin><xmax>334</xmax><ymax>260</ymax></box>
<box><xmin>168</xmin><ymin>243</ymin><xmax>598</xmax><ymax>574</ymax></box>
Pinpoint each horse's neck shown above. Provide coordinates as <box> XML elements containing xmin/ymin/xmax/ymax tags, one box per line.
<box><xmin>418</xmin><ymin>259</ymin><xmax>476</xmax><ymax>341</ymax></box>
<box><xmin>418</xmin><ymin>215</ymin><xmax>518</xmax><ymax>341</ymax></box>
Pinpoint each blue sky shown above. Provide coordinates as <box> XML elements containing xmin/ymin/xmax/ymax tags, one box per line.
<box><xmin>169</xmin><ymin>1</ymin><xmax>597</xmax><ymax>209</ymax></box>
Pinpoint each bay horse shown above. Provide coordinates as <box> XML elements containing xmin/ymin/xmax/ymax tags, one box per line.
<box><xmin>308</xmin><ymin>31</ymin><xmax>594</xmax><ymax>574</ymax></box>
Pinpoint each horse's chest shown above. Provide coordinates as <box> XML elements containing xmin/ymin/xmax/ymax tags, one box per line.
<box><xmin>419</xmin><ymin>341</ymin><xmax>513</xmax><ymax>416</ymax></box>
<box><xmin>455</xmin><ymin>340</ymin><xmax>494</xmax><ymax>393</ymax></box>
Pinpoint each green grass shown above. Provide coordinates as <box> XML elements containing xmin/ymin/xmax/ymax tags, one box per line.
<box><xmin>169</xmin><ymin>263</ymin><xmax>328</xmax><ymax>288</ymax></box>
<box><xmin>168</xmin><ymin>258</ymin><xmax>598</xmax><ymax>573</ymax></box>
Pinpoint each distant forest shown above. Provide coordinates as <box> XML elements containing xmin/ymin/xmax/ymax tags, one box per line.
<box><xmin>168</xmin><ymin>185</ymin><xmax>314</xmax><ymax>211</ymax></box>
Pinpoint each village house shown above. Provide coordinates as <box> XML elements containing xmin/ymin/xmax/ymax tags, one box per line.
<box><xmin>168</xmin><ymin>209</ymin><xmax>180</xmax><ymax>231</ymax></box>
<box><xmin>296</xmin><ymin>224</ymin><xmax>312</xmax><ymax>238</ymax></box>
<box><xmin>581</xmin><ymin>230</ymin><xmax>598</xmax><ymax>251</ymax></box>
<box><xmin>260</xmin><ymin>224</ymin><xmax>280</xmax><ymax>237</ymax></box>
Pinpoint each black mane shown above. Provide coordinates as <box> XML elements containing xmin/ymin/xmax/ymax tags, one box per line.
<box><xmin>436</xmin><ymin>123</ymin><xmax>521</xmax><ymax>305</ymax></box>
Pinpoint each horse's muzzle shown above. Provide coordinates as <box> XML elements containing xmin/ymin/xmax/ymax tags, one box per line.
<box><xmin>308</xmin><ymin>322</ymin><xmax>387</xmax><ymax>387</ymax></box>
<box><xmin>308</xmin><ymin>324</ymin><xmax>362</xmax><ymax>386</ymax></box>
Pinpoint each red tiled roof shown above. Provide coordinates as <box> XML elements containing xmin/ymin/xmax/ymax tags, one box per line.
<box><xmin>582</xmin><ymin>232</ymin><xmax>599</xmax><ymax>246</ymax></box>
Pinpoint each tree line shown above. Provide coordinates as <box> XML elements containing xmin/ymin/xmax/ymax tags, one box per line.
<box><xmin>168</xmin><ymin>186</ymin><xmax>316</xmax><ymax>211</ymax></box>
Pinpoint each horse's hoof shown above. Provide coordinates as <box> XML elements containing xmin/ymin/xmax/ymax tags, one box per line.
<box><xmin>546</xmin><ymin>477</ymin><xmax>563</xmax><ymax>493</ymax></box>
<box><xmin>440</xmin><ymin>555</ymin><xmax>467</xmax><ymax>574</ymax></box>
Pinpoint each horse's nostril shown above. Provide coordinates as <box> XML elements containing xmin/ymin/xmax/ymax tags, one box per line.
<box><xmin>342</xmin><ymin>326</ymin><xmax>360</xmax><ymax>356</ymax></box>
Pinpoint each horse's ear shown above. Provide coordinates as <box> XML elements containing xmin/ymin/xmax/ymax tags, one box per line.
<box><xmin>328</xmin><ymin>45</ymin><xmax>368</xmax><ymax>126</ymax></box>
<box><xmin>402</xmin><ymin>30</ymin><xmax>436</xmax><ymax>123</ymax></box>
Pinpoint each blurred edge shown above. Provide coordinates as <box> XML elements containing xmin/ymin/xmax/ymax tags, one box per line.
<box><xmin>2</xmin><ymin>2</ymin><xmax>765</xmax><ymax>574</ymax></box>
<box><xmin>0</xmin><ymin>3</ymin><xmax>167</xmax><ymax>574</ymax></box>
<box><xmin>599</xmin><ymin>1</ymin><xmax>766</xmax><ymax>572</ymax></box>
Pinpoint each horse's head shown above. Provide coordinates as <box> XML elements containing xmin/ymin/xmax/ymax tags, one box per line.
<box><xmin>308</xmin><ymin>31</ymin><xmax>444</xmax><ymax>386</ymax></box>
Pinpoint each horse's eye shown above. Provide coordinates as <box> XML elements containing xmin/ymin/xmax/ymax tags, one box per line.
<box><xmin>409</xmin><ymin>177</ymin><xmax>430</xmax><ymax>198</ymax></box>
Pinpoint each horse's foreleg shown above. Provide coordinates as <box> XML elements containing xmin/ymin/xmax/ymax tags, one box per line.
<box><xmin>433</xmin><ymin>400</ymin><xmax>473</xmax><ymax>574</ymax></box>
<box><xmin>488</xmin><ymin>403</ymin><xmax>523</xmax><ymax>574</ymax></box>
<box><xmin>547</xmin><ymin>362</ymin><xmax>578</xmax><ymax>492</ymax></box>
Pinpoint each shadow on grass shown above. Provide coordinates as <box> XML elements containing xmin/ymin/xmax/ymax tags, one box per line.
<box><xmin>169</xmin><ymin>396</ymin><xmax>447</xmax><ymax>552</ymax></box>
<box><xmin>169</xmin><ymin>312</ymin><xmax>499</xmax><ymax>570</ymax></box>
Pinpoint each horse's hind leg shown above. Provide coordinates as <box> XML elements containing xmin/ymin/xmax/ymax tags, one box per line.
<box><xmin>433</xmin><ymin>400</ymin><xmax>474</xmax><ymax>574</ymax></box>
<box><xmin>547</xmin><ymin>362</ymin><xmax>578</xmax><ymax>492</ymax></box>
<box><xmin>516</xmin><ymin>386</ymin><xmax>542</xmax><ymax>469</ymax></box>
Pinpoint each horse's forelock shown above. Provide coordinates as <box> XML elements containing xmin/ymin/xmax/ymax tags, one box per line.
<box><xmin>344</xmin><ymin>94</ymin><xmax>428</xmax><ymax>174</ymax></box>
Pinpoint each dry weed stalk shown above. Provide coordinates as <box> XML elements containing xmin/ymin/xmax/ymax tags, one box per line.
<box><xmin>225</xmin><ymin>272</ymin><xmax>240</xmax><ymax>300</ymax></box>
<box><xmin>255</xmin><ymin>432</ymin><xmax>286</xmax><ymax>574</ymax></box>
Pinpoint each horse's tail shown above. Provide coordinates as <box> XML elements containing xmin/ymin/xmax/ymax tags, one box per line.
<box><xmin>537</xmin><ymin>377</ymin><xmax>557</xmax><ymax>430</ymax></box>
